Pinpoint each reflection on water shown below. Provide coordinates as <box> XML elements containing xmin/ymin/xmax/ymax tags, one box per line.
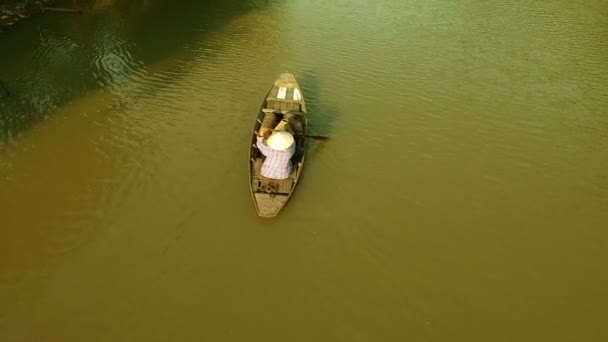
<box><xmin>1</xmin><ymin>0</ymin><xmax>607</xmax><ymax>341</ymax></box>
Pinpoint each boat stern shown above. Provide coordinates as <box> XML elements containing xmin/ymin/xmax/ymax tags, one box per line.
<box><xmin>254</xmin><ymin>193</ymin><xmax>289</xmax><ymax>218</ymax></box>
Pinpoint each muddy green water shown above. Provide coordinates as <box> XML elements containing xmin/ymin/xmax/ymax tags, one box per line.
<box><xmin>1</xmin><ymin>0</ymin><xmax>607</xmax><ymax>341</ymax></box>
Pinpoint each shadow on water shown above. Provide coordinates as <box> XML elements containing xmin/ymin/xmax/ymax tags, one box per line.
<box><xmin>0</xmin><ymin>0</ymin><xmax>281</xmax><ymax>143</ymax></box>
<box><xmin>0</xmin><ymin>0</ymin><xmax>284</xmax><ymax>284</ymax></box>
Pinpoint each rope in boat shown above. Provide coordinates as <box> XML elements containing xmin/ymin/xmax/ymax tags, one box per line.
<box><xmin>260</xmin><ymin>184</ymin><xmax>278</xmax><ymax>197</ymax></box>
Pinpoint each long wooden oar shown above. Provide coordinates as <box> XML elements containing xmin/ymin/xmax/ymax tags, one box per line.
<box><xmin>306</xmin><ymin>123</ymin><xmax>328</xmax><ymax>141</ymax></box>
<box><xmin>305</xmin><ymin>134</ymin><xmax>329</xmax><ymax>140</ymax></box>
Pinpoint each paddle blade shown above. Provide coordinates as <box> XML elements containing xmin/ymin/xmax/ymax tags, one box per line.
<box><xmin>305</xmin><ymin>135</ymin><xmax>329</xmax><ymax>140</ymax></box>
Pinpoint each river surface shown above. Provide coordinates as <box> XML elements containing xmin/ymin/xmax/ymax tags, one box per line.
<box><xmin>1</xmin><ymin>0</ymin><xmax>607</xmax><ymax>341</ymax></box>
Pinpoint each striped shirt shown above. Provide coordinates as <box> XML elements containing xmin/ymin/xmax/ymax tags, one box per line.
<box><xmin>256</xmin><ymin>136</ymin><xmax>296</xmax><ymax>179</ymax></box>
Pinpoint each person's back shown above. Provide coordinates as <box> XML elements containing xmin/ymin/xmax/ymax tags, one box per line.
<box><xmin>256</xmin><ymin>131</ymin><xmax>295</xmax><ymax>180</ymax></box>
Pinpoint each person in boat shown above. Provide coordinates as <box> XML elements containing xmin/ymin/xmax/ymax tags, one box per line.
<box><xmin>256</xmin><ymin>125</ymin><xmax>296</xmax><ymax>180</ymax></box>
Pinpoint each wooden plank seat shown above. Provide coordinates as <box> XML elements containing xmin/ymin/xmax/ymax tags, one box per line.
<box><xmin>266</xmin><ymin>86</ymin><xmax>302</xmax><ymax>112</ymax></box>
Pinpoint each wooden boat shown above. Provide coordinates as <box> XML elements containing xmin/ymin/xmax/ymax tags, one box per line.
<box><xmin>249</xmin><ymin>73</ymin><xmax>308</xmax><ymax>217</ymax></box>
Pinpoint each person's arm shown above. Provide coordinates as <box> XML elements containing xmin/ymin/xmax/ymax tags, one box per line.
<box><xmin>256</xmin><ymin>136</ymin><xmax>272</xmax><ymax>156</ymax></box>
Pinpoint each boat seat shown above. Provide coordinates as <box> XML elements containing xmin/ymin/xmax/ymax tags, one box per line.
<box><xmin>266</xmin><ymin>86</ymin><xmax>302</xmax><ymax>112</ymax></box>
<box><xmin>266</xmin><ymin>100</ymin><xmax>301</xmax><ymax>113</ymax></box>
<box><xmin>276</xmin><ymin>178</ymin><xmax>294</xmax><ymax>194</ymax></box>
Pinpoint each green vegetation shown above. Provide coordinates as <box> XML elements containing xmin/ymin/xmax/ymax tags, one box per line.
<box><xmin>1</xmin><ymin>1</ymin><xmax>44</xmax><ymax>9</ymax></box>
<box><xmin>0</xmin><ymin>0</ymin><xmax>51</xmax><ymax>32</ymax></box>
